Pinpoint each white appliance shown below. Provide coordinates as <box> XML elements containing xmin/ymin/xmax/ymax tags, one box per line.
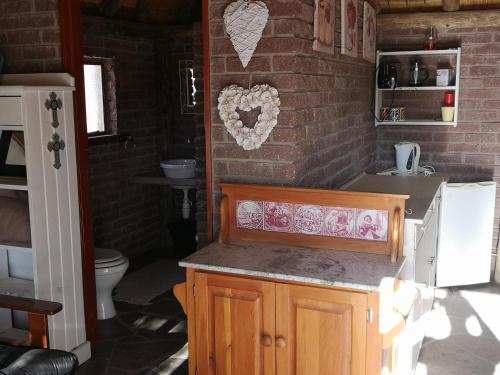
<box><xmin>436</xmin><ymin>182</ymin><xmax>496</xmax><ymax>287</ymax></box>
<box><xmin>395</xmin><ymin>142</ymin><xmax>420</xmax><ymax>174</ymax></box>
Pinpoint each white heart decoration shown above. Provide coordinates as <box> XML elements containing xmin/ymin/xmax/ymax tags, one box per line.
<box><xmin>218</xmin><ymin>84</ymin><xmax>280</xmax><ymax>150</ymax></box>
<box><xmin>224</xmin><ymin>0</ymin><xmax>269</xmax><ymax>68</ymax></box>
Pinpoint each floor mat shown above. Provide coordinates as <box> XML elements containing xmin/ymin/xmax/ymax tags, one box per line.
<box><xmin>114</xmin><ymin>260</ymin><xmax>185</xmax><ymax>305</ymax></box>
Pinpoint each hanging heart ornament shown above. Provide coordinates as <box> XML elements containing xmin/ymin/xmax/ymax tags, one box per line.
<box><xmin>218</xmin><ymin>84</ymin><xmax>280</xmax><ymax>150</ymax></box>
<box><xmin>224</xmin><ymin>0</ymin><xmax>269</xmax><ymax>68</ymax></box>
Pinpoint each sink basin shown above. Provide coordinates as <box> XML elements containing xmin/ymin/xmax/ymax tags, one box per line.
<box><xmin>160</xmin><ymin>159</ymin><xmax>196</xmax><ymax>179</ymax></box>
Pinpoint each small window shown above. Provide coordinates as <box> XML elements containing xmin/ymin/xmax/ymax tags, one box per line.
<box><xmin>83</xmin><ymin>58</ymin><xmax>117</xmax><ymax>136</ymax></box>
<box><xmin>84</xmin><ymin>64</ymin><xmax>105</xmax><ymax>133</ymax></box>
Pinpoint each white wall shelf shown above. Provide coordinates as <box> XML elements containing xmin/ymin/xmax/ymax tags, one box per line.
<box><xmin>375</xmin><ymin>120</ymin><xmax>455</xmax><ymax>126</ymax></box>
<box><xmin>0</xmin><ymin>276</ymin><xmax>34</xmax><ymax>298</ymax></box>
<box><xmin>378</xmin><ymin>86</ymin><xmax>456</xmax><ymax>91</ymax></box>
<box><xmin>0</xmin><ymin>176</ymin><xmax>28</xmax><ymax>191</ymax></box>
<box><xmin>374</xmin><ymin>48</ymin><xmax>461</xmax><ymax>127</ymax></box>
<box><xmin>0</xmin><ymin>125</ymin><xmax>24</xmax><ymax>132</ymax></box>
<box><xmin>378</xmin><ymin>49</ymin><xmax>460</xmax><ymax>56</ymax></box>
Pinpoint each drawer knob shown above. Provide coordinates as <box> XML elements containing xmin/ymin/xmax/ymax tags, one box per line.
<box><xmin>261</xmin><ymin>335</ymin><xmax>272</xmax><ymax>347</ymax></box>
<box><xmin>276</xmin><ymin>337</ymin><xmax>287</xmax><ymax>348</ymax></box>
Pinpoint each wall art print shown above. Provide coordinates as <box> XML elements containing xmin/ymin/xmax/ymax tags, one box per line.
<box><xmin>224</xmin><ymin>0</ymin><xmax>269</xmax><ymax>68</ymax></box>
<box><xmin>294</xmin><ymin>204</ymin><xmax>324</xmax><ymax>235</ymax></box>
<box><xmin>313</xmin><ymin>0</ymin><xmax>335</xmax><ymax>54</ymax></box>
<box><xmin>341</xmin><ymin>0</ymin><xmax>358</xmax><ymax>57</ymax></box>
<box><xmin>324</xmin><ymin>207</ymin><xmax>355</xmax><ymax>238</ymax></box>
<box><xmin>362</xmin><ymin>2</ymin><xmax>377</xmax><ymax>63</ymax></box>
<box><xmin>264</xmin><ymin>201</ymin><xmax>294</xmax><ymax>233</ymax></box>
<box><xmin>355</xmin><ymin>209</ymin><xmax>388</xmax><ymax>241</ymax></box>
<box><xmin>236</xmin><ymin>200</ymin><xmax>263</xmax><ymax>229</ymax></box>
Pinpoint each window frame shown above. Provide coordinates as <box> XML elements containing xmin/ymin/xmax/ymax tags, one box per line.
<box><xmin>83</xmin><ymin>57</ymin><xmax>117</xmax><ymax>138</ymax></box>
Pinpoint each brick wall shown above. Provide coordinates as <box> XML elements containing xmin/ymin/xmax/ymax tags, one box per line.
<box><xmin>210</xmin><ymin>0</ymin><xmax>377</xmax><ymax>228</ymax></box>
<box><xmin>377</xmin><ymin>11</ymin><xmax>500</xmax><ymax>252</ymax></box>
<box><xmin>83</xmin><ymin>16</ymin><xmax>162</xmax><ymax>258</ymax></box>
<box><xmin>0</xmin><ymin>0</ymin><xmax>62</xmax><ymax>73</ymax></box>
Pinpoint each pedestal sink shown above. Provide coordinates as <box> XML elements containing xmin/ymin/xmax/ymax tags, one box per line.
<box><xmin>160</xmin><ymin>159</ymin><xmax>196</xmax><ymax>219</ymax></box>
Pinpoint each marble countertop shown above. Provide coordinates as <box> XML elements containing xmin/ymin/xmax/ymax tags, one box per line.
<box><xmin>179</xmin><ymin>241</ymin><xmax>405</xmax><ymax>292</ymax></box>
<box><xmin>342</xmin><ymin>174</ymin><xmax>448</xmax><ymax>223</ymax></box>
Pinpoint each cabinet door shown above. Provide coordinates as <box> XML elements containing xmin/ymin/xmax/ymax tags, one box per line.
<box><xmin>276</xmin><ymin>284</ymin><xmax>367</xmax><ymax>375</ymax></box>
<box><xmin>415</xmin><ymin>201</ymin><xmax>439</xmax><ymax>286</ymax></box>
<box><xmin>195</xmin><ymin>272</ymin><xmax>276</xmax><ymax>375</ymax></box>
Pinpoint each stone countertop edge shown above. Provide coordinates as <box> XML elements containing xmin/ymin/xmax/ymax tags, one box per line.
<box><xmin>178</xmin><ymin>242</ymin><xmax>406</xmax><ymax>292</ymax></box>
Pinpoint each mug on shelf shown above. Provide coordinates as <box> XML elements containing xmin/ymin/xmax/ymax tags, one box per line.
<box><xmin>441</xmin><ymin>106</ymin><xmax>454</xmax><ymax>122</ymax></box>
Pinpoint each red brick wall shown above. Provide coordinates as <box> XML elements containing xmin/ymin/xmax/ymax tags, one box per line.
<box><xmin>83</xmin><ymin>16</ymin><xmax>162</xmax><ymax>258</ymax></box>
<box><xmin>0</xmin><ymin>0</ymin><xmax>62</xmax><ymax>73</ymax></box>
<box><xmin>210</xmin><ymin>0</ymin><xmax>377</xmax><ymax>216</ymax></box>
<box><xmin>377</xmin><ymin>11</ymin><xmax>500</xmax><ymax>251</ymax></box>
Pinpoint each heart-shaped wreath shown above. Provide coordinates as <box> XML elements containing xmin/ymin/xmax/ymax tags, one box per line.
<box><xmin>218</xmin><ymin>84</ymin><xmax>280</xmax><ymax>150</ymax></box>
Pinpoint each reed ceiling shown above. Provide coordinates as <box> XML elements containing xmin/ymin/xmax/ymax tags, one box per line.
<box><xmin>380</xmin><ymin>0</ymin><xmax>500</xmax><ymax>13</ymax></box>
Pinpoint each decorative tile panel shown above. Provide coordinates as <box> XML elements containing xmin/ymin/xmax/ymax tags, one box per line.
<box><xmin>264</xmin><ymin>202</ymin><xmax>294</xmax><ymax>233</ymax></box>
<box><xmin>293</xmin><ymin>204</ymin><xmax>324</xmax><ymax>235</ymax></box>
<box><xmin>235</xmin><ymin>200</ymin><xmax>389</xmax><ymax>243</ymax></box>
<box><xmin>323</xmin><ymin>207</ymin><xmax>355</xmax><ymax>238</ymax></box>
<box><xmin>236</xmin><ymin>200</ymin><xmax>263</xmax><ymax>229</ymax></box>
<box><xmin>355</xmin><ymin>209</ymin><xmax>388</xmax><ymax>241</ymax></box>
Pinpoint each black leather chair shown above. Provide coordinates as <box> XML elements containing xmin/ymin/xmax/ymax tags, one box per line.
<box><xmin>0</xmin><ymin>295</ymin><xmax>79</xmax><ymax>375</ymax></box>
<box><xmin>0</xmin><ymin>344</ymin><xmax>78</xmax><ymax>374</ymax></box>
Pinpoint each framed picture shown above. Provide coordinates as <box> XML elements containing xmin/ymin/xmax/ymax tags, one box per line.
<box><xmin>0</xmin><ymin>131</ymin><xmax>26</xmax><ymax>177</ymax></box>
<box><xmin>363</xmin><ymin>2</ymin><xmax>377</xmax><ymax>63</ymax></box>
<box><xmin>313</xmin><ymin>0</ymin><xmax>335</xmax><ymax>54</ymax></box>
<box><xmin>341</xmin><ymin>0</ymin><xmax>358</xmax><ymax>57</ymax></box>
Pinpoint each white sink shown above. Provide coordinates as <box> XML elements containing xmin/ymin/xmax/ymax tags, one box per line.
<box><xmin>160</xmin><ymin>159</ymin><xmax>196</xmax><ymax>179</ymax></box>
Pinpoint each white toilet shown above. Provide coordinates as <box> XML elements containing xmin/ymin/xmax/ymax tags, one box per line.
<box><xmin>94</xmin><ymin>247</ymin><xmax>129</xmax><ymax>320</ymax></box>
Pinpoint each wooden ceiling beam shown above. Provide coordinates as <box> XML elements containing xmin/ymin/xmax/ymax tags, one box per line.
<box><xmin>378</xmin><ymin>9</ymin><xmax>500</xmax><ymax>27</ymax></box>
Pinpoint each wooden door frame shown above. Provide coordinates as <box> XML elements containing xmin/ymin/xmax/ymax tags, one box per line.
<box><xmin>58</xmin><ymin>0</ymin><xmax>214</xmax><ymax>342</ymax></box>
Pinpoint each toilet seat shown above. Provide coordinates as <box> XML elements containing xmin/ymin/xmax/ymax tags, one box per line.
<box><xmin>94</xmin><ymin>247</ymin><xmax>126</xmax><ymax>269</ymax></box>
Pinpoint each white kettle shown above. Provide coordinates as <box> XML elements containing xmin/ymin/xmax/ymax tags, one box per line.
<box><xmin>395</xmin><ymin>142</ymin><xmax>420</xmax><ymax>174</ymax></box>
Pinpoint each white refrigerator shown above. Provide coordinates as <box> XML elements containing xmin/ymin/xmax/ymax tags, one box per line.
<box><xmin>436</xmin><ymin>182</ymin><xmax>497</xmax><ymax>287</ymax></box>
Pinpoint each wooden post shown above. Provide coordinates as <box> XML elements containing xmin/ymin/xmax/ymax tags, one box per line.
<box><xmin>28</xmin><ymin>313</ymin><xmax>49</xmax><ymax>348</ymax></box>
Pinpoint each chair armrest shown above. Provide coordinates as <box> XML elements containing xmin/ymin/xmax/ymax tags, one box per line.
<box><xmin>0</xmin><ymin>294</ymin><xmax>62</xmax><ymax>348</ymax></box>
<box><xmin>0</xmin><ymin>295</ymin><xmax>62</xmax><ymax>316</ymax></box>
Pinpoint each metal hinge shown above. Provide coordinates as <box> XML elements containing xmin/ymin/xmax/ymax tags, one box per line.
<box><xmin>367</xmin><ymin>308</ymin><xmax>374</xmax><ymax>324</ymax></box>
<box><xmin>193</xmin><ymin>285</ymin><xmax>196</xmax><ymax>296</ymax></box>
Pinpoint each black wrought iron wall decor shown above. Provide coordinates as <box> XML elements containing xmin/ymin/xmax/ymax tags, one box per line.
<box><xmin>179</xmin><ymin>60</ymin><xmax>196</xmax><ymax>114</ymax></box>
<box><xmin>45</xmin><ymin>92</ymin><xmax>62</xmax><ymax>128</ymax></box>
<box><xmin>0</xmin><ymin>131</ymin><xmax>27</xmax><ymax>177</ymax></box>
<box><xmin>47</xmin><ymin>133</ymin><xmax>65</xmax><ymax>170</ymax></box>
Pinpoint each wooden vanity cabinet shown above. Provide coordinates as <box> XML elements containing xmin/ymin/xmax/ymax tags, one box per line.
<box><xmin>194</xmin><ymin>272</ymin><xmax>372</xmax><ymax>375</ymax></box>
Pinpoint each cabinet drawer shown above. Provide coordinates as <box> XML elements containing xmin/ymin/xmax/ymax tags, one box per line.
<box><xmin>0</xmin><ymin>97</ymin><xmax>23</xmax><ymax>125</ymax></box>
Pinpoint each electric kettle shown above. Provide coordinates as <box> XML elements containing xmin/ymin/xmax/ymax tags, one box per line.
<box><xmin>395</xmin><ymin>142</ymin><xmax>421</xmax><ymax>174</ymax></box>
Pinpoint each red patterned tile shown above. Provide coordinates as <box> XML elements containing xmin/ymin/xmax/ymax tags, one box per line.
<box><xmin>293</xmin><ymin>204</ymin><xmax>324</xmax><ymax>235</ymax></box>
<box><xmin>323</xmin><ymin>207</ymin><xmax>355</xmax><ymax>238</ymax></box>
<box><xmin>263</xmin><ymin>202</ymin><xmax>294</xmax><ymax>233</ymax></box>
<box><xmin>236</xmin><ymin>200</ymin><xmax>263</xmax><ymax>230</ymax></box>
<box><xmin>355</xmin><ymin>209</ymin><xmax>388</xmax><ymax>241</ymax></box>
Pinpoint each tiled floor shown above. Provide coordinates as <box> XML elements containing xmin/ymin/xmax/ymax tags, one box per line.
<box><xmin>417</xmin><ymin>282</ymin><xmax>500</xmax><ymax>375</ymax></box>
<box><xmin>78</xmin><ymin>278</ymin><xmax>500</xmax><ymax>374</ymax></box>
<box><xmin>78</xmin><ymin>289</ymin><xmax>188</xmax><ymax>375</ymax></box>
